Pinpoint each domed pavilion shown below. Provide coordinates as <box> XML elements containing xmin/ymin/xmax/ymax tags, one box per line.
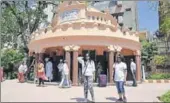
<box><xmin>28</xmin><ymin>1</ymin><xmax>141</xmax><ymax>86</ymax></box>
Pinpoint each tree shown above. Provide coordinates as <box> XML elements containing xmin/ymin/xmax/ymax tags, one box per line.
<box><xmin>150</xmin><ymin>1</ymin><xmax>170</xmax><ymax>55</ymax></box>
<box><xmin>0</xmin><ymin>1</ymin><xmax>58</xmax><ymax>78</ymax></box>
<box><xmin>141</xmin><ymin>40</ymin><xmax>158</xmax><ymax>68</ymax></box>
<box><xmin>1</xmin><ymin>48</ymin><xmax>24</xmax><ymax>79</ymax></box>
<box><xmin>159</xmin><ymin>17</ymin><xmax>170</xmax><ymax>52</ymax></box>
<box><xmin>1</xmin><ymin>1</ymin><xmax>58</xmax><ymax>50</ymax></box>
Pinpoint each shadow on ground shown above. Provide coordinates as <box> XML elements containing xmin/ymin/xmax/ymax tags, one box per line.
<box><xmin>71</xmin><ymin>97</ymin><xmax>85</xmax><ymax>102</ymax></box>
<box><xmin>106</xmin><ymin>97</ymin><xmax>117</xmax><ymax>102</ymax></box>
<box><xmin>71</xmin><ymin>97</ymin><xmax>92</xmax><ymax>102</ymax></box>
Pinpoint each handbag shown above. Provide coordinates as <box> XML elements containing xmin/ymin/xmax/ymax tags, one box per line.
<box><xmin>80</xmin><ymin>61</ymin><xmax>88</xmax><ymax>84</ymax></box>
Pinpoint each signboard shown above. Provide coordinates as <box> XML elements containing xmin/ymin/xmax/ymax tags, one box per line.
<box><xmin>60</xmin><ymin>9</ymin><xmax>79</xmax><ymax>22</ymax></box>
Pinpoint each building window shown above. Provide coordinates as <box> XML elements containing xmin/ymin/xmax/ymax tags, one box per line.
<box><xmin>125</xmin><ymin>8</ymin><xmax>131</xmax><ymax>11</ymax></box>
<box><xmin>88</xmin><ymin>16</ymin><xmax>90</xmax><ymax>20</ymax></box>
<box><xmin>115</xmin><ymin>15</ymin><xmax>118</xmax><ymax>20</ymax></box>
<box><xmin>118</xmin><ymin>16</ymin><xmax>123</xmax><ymax>24</ymax></box>
<box><xmin>97</xmin><ymin>17</ymin><xmax>99</xmax><ymax>20</ymax></box>
<box><xmin>68</xmin><ymin>1</ymin><xmax>72</xmax><ymax>5</ymax></box>
<box><xmin>92</xmin><ymin>16</ymin><xmax>95</xmax><ymax>20</ymax></box>
<box><xmin>119</xmin><ymin>23</ymin><xmax>123</xmax><ymax>27</ymax></box>
<box><xmin>129</xmin><ymin>27</ymin><xmax>132</xmax><ymax>30</ymax></box>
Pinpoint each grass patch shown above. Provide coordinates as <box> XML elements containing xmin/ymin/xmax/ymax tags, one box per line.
<box><xmin>160</xmin><ymin>91</ymin><xmax>170</xmax><ymax>102</ymax></box>
<box><xmin>147</xmin><ymin>73</ymin><xmax>170</xmax><ymax>80</ymax></box>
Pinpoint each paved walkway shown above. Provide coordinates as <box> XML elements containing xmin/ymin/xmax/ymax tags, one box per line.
<box><xmin>1</xmin><ymin>79</ymin><xmax>170</xmax><ymax>102</ymax></box>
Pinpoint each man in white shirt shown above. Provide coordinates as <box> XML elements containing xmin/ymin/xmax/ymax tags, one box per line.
<box><xmin>113</xmin><ymin>56</ymin><xmax>127</xmax><ymax>102</ymax></box>
<box><xmin>130</xmin><ymin>59</ymin><xmax>137</xmax><ymax>87</ymax></box>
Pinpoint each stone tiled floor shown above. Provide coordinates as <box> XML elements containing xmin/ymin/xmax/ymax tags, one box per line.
<box><xmin>1</xmin><ymin>79</ymin><xmax>170</xmax><ymax>102</ymax></box>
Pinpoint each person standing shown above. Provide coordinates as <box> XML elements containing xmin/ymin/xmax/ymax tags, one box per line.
<box><xmin>18</xmin><ymin>61</ymin><xmax>28</xmax><ymax>83</ymax></box>
<box><xmin>45</xmin><ymin>58</ymin><xmax>53</xmax><ymax>82</ymax></box>
<box><xmin>37</xmin><ymin>60</ymin><xmax>48</xmax><ymax>87</ymax></box>
<box><xmin>130</xmin><ymin>59</ymin><xmax>137</xmax><ymax>87</ymax></box>
<box><xmin>77</xmin><ymin>53</ymin><xmax>95</xmax><ymax>102</ymax></box>
<box><xmin>61</xmin><ymin>60</ymin><xmax>71</xmax><ymax>88</ymax></box>
<box><xmin>58</xmin><ymin>59</ymin><xmax>64</xmax><ymax>87</ymax></box>
<box><xmin>0</xmin><ymin>67</ymin><xmax>4</xmax><ymax>82</ymax></box>
<box><xmin>96</xmin><ymin>62</ymin><xmax>103</xmax><ymax>83</ymax></box>
<box><xmin>113</xmin><ymin>56</ymin><xmax>127</xmax><ymax>102</ymax></box>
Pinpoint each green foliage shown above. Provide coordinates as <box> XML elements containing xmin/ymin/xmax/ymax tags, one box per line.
<box><xmin>160</xmin><ymin>91</ymin><xmax>170</xmax><ymax>102</ymax></box>
<box><xmin>153</xmin><ymin>55</ymin><xmax>168</xmax><ymax>66</ymax></box>
<box><xmin>160</xmin><ymin>17</ymin><xmax>170</xmax><ymax>39</ymax></box>
<box><xmin>141</xmin><ymin>40</ymin><xmax>158</xmax><ymax>65</ymax></box>
<box><xmin>1</xmin><ymin>7</ymin><xmax>20</xmax><ymax>47</ymax></box>
<box><xmin>1</xmin><ymin>49</ymin><xmax>24</xmax><ymax>79</ymax></box>
<box><xmin>147</xmin><ymin>73</ymin><xmax>170</xmax><ymax>80</ymax></box>
<box><xmin>1</xmin><ymin>1</ymin><xmax>51</xmax><ymax>48</ymax></box>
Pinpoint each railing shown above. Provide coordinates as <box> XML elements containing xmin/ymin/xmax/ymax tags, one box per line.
<box><xmin>30</xmin><ymin>14</ymin><xmax>138</xmax><ymax>41</ymax></box>
<box><xmin>86</xmin><ymin>15</ymin><xmax>112</xmax><ymax>25</ymax></box>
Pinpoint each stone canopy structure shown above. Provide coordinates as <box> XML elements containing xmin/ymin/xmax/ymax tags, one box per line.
<box><xmin>28</xmin><ymin>1</ymin><xmax>141</xmax><ymax>85</ymax></box>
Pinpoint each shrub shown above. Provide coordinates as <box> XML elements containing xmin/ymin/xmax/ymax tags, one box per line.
<box><xmin>147</xmin><ymin>73</ymin><xmax>170</xmax><ymax>80</ymax></box>
<box><xmin>160</xmin><ymin>91</ymin><xmax>170</xmax><ymax>102</ymax></box>
<box><xmin>153</xmin><ymin>55</ymin><xmax>167</xmax><ymax>66</ymax></box>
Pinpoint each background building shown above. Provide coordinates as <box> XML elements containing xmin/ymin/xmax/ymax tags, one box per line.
<box><xmin>90</xmin><ymin>1</ymin><xmax>138</xmax><ymax>31</ymax></box>
<box><xmin>138</xmin><ymin>30</ymin><xmax>150</xmax><ymax>41</ymax></box>
<box><xmin>154</xmin><ymin>1</ymin><xmax>170</xmax><ymax>54</ymax></box>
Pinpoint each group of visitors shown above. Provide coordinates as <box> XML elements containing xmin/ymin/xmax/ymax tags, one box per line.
<box><xmin>76</xmin><ymin>53</ymin><xmax>137</xmax><ymax>102</ymax></box>
<box><xmin>36</xmin><ymin>58</ymin><xmax>71</xmax><ymax>87</ymax></box>
<box><xmin>16</xmin><ymin>52</ymin><xmax>137</xmax><ymax>102</ymax></box>
<box><xmin>17</xmin><ymin>57</ymin><xmax>71</xmax><ymax>88</ymax></box>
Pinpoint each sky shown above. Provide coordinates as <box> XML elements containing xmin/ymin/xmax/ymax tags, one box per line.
<box><xmin>137</xmin><ymin>1</ymin><xmax>159</xmax><ymax>35</ymax></box>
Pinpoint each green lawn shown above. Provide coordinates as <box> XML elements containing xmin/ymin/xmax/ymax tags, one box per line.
<box><xmin>160</xmin><ymin>91</ymin><xmax>170</xmax><ymax>102</ymax></box>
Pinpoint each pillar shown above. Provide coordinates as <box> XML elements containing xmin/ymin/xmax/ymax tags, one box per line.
<box><xmin>65</xmin><ymin>51</ymin><xmax>71</xmax><ymax>70</ymax></box>
<box><xmin>39</xmin><ymin>53</ymin><xmax>44</xmax><ymax>62</ymax></box>
<box><xmin>35</xmin><ymin>53</ymin><xmax>39</xmax><ymax>62</ymax></box>
<box><xmin>115</xmin><ymin>46</ymin><xmax>122</xmax><ymax>62</ymax></box>
<box><xmin>108</xmin><ymin>51</ymin><xmax>114</xmax><ymax>83</ymax></box>
<box><xmin>63</xmin><ymin>46</ymin><xmax>71</xmax><ymax>80</ymax></box>
<box><xmin>135</xmin><ymin>54</ymin><xmax>141</xmax><ymax>81</ymax></box>
<box><xmin>72</xmin><ymin>46</ymin><xmax>80</xmax><ymax>86</ymax></box>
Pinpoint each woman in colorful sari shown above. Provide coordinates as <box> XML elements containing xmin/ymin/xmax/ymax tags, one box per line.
<box><xmin>18</xmin><ymin>61</ymin><xmax>28</xmax><ymax>83</ymax></box>
<box><xmin>37</xmin><ymin>60</ymin><xmax>48</xmax><ymax>87</ymax></box>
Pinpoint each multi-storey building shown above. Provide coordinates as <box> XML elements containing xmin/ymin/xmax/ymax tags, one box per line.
<box><xmin>155</xmin><ymin>1</ymin><xmax>170</xmax><ymax>54</ymax></box>
<box><xmin>90</xmin><ymin>1</ymin><xmax>138</xmax><ymax>31</ymax></box>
